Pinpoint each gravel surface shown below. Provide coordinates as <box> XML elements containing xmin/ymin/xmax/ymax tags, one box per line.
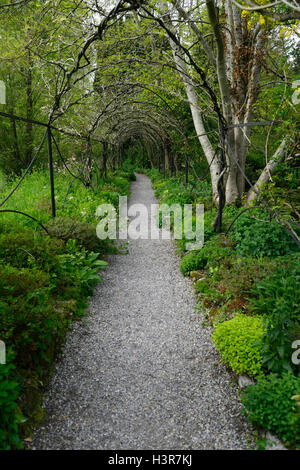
<box><xmin>31</xmin><ymin>174</ymin><xmax>256</xmax><ymax>450</ymax></box>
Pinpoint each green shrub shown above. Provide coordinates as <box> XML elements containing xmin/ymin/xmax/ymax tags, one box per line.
<box><xmin>241</xmin><ymin>372</ymin><xmax>300</xmax><ymax>448</ymax></box>
<box><xmin>0</xmin><ymin>229</ymin><xmax>64</xmax><ymax>270</ymax></box>
<box><xmin>201</xmin><ymin>235</ymin><xmax>235</xmax><ymax>270</ymax></box>
<box><xmin>180</xmin><ymin>250</ymin><xmax>207</xmax><ymax>276</ymax></box>
<box><xmin>0</xmin><ymin>356</ymin><xmax>24</xmax><ymax>450</ymax></box>
<box><xmin>45</xmin><ymin>217</ymin><xmax>106</xmax><ymax>252</ymax></box>
<box><xmin>105</xmin><ymin>175</ymin><xmax>130</xmax><ymax>195</ymax></box>
<box><xmin>195</xmin><ymin>278</ymin><xmax>224</xmax><ymax>304</ymax></box>
<box><xmin>0</xmin><ymin>249</ymin><xmax>107</xmax><ymax>439</ymax></box>
<box><xmin>117</xmin><ymin>170</ymin><xmax>136</xmax><ymax>181</ymax></box>
<box><xmin>0</xmin><ymin>167</ymin><xmax>128</xmax><ymax>445</ymax></box>
<box><xmin>212</xmin><ymin>314</ymin><xmax>264</xmax><ymax>376</ymax></box>
<box><xmin>232</xmin><ymin>210</ymin><xmax>299</xmax><ymax>257</ymax></box>
<box><xmin>0</xmin><ymin>265</ymin><xmax>50</xmax><ymax>299</ymax></box>
<box><xmin>99</xmin><ymin>190</ymin><xmax>119</xmax><ymax>207</ymax></box>
<box><xmin>52</xmin><ymin>246</ymin><xmax>107</xmax><ymax>299</ymax></box>
<box><xmin>249</xmin><ymin>258</ymin><xmax>300</xmax><ymax>374</ymax></box>
<box><xmin>0</xmin><ymin>266</ymin><xmax>68</xmax><ymax>370</ymax></box>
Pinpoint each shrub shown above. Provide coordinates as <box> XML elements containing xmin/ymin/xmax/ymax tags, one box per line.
<box><xmin>232</xmin><ymin>210</ymin><xmax>299</xmax><ymax>257</ymax></box>
<box><xmin>195</xmin><ymin>278</ymin><xmax>224</xmax><ymax>305</ymax></box>
<box><xmin>52</xmin><ymin>247</ymin><xmax>107</xmax><ymax>300</ymax></box>
<box><xmin>175</xmin><ymin>212</ymin><xmax>218</xmax><ymax>254</ymax></box>
<box><xmin>0</xmin><ymin>265</ymin><xmax>50</xmax><ymax>299</ymax></box>
<box><xmin>180</xmin><ymin>250</ymin><xmax>207</xmax><ymax>276</ymax></box>
<box><xmin>249</xmin><ymin>258</ymin><xmax>300</xmax><ymax>374</ymax></box>
<box><xmin>214</xmin><ymin>256</ymin><xmax>277</xmax><ymax>306</ymax></box>
<box><xmin>212</xmin><ymin>314</ymin><xmax>264</xmax><ymax>377</ymax></box>
<box><xmin>0</xmin><ymin>229</ymin><xmax>64</xmax><ymax>270</ymax></box>
<box><xmin>99</xmin><ymin>190</ymin><xmax>119</xmax><ymax>207</ymax></box>
<box><xmin>0</xmin><ymin>360</ymin><xmax>23</xmax><ymax>450</ymax></box>
<box><xmin>117</xmin><ymin>170</ymin><xmax>136</xmax><ymax>181</ymax></box>
<box><xmin>0</xmin><ymin>266</ymin><xmax>68</xmax><ymax>371</ymax></box>
<box><xmin>241</xmin><ymin>372</ymin><xmax>300</xmax><ymax>448</ymax></box>
<box><xmin>201</xmin><ymin>235</ymin><xmax>235</xmax><ymax>270</ymax></box>
<box><xmin>105</xmin><ymin>175</ymin><xmax>130</xmax><ymax>195</ymax></box>
<box><xmin>45</xmin><ymin>217</ymin><xmax>106</xmax><ymax>252</ymax></box>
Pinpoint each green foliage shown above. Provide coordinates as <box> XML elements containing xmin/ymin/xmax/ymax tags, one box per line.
<box><xmin>242</xmin><ymin>373</ymin><xmax>300</xmax><ymax>448</ymax></box>
<box><xmin>0</xmin><ymin>166</ymin><xmax>127</xmax><ymax>445</ymax></box>
<box><xmin>0</xmin><ymin>169</ymin><xmax>131</xmax><ymax>232</ymax></box>
<box><xmin>212</xmin><ymin>314</ymin><xmax>264</xmax><ymax>377</ymax></box>
<box><xmin>232</xmin><ymin>210</ymin><xmax>299</xmax><ymax>257</ymax></box>
<box><xmin>195</xmin><ymin>277</ymin><xmax>224</xmax><ymax>305</ymax></box>
<box><xmin>0</xmin><ymin>360</ymin><xmax>23</xmax><ymax>450</ymax></box>
<box><xmin>0</xmin><ymin>229</ymin><xmax>64</xmax><ymax>270</ymax></box>
<box><xmin>105</xmin><ymin>175</ymin><xmax>130</xmax><ymax>197</ymax></box>
<box><xmin>248</xmin><ymin>257</ymin><xmax>300</xmax><ymax>374</ymax></box>
<box><xmin>201</xmin><ymin>235</ymin><xmax>235</xmax><ymax>269</ymax></box>
<box><xmin>0</xmin><ymin>265</ymin><xmax>67</xmax><ymax>372</ymax></box>
<box><xmin>52</xmin><ymin>244</ymin><xmax>107</xmax><ymax>299</ymax></box>
<box><xmin>180</xmin><ymin>250</ymin><xmax>207</xmax><ymax>276</ymax></box>
<box><xmin>117</xmin><ymin>168</ymin><xmax>136</xmax><ymax>181</ymax></box>
<box><xmin>45</xmin><ymin>217</ymin><xmax>107</xmax><ymax>252</ymax></box>
<box><xmin>0</xmin><ymin>237</ymin><xmax>107</xmax><ymax>442</ymax></box>
<box><xmin>150</xmin><ymin>173</ymin><xmax>212</xmax><ymax>209</ymax></box>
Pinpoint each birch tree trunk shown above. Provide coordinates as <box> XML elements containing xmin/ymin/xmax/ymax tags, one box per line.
<box><xmin>168</xmin><ymin>34</ymin><xmax>221</xmax><ymax>203</ymax></box>
<box><xmin>247</xmin><ymin>139</ymin><xmax>288</xmax><ymax>203</ymax></box>
<box><xmin>205</xmin><ymin>0</ymin><xmax>266</xmax><ymax>203</ymax></box>
<box><xmin>168</xmin><ymin>0</ymin><xmax>265</xmax><ymax>205</ymax></box>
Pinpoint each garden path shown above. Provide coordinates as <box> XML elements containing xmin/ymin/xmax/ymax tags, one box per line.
<box><xmin>31</xmin><ymin>174</ymin><xmax>255</xmax><ymax>450</ymax></box>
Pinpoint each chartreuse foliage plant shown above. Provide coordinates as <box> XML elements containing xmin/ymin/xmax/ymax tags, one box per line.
<box><xmin>212</xmin><ymin>314</ymin><xmax>264</xmax><ymax>377</ymax></box>
<box><xmin>241</xmin><ymin>373</ymin><xmax>300</xmax><ymax>449</ymax></box>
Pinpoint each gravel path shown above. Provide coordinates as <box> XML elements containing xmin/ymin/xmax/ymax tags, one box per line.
<box><xmin>31</xmin><ymin>174</ymin><xmax>255</xmax><ymax>450</ymax></box>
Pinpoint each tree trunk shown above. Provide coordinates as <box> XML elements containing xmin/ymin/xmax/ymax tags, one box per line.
<box><xmin>102</xmin><ymin>142</ymin><xmax>107</xmax><ymax>177</ymax></box>
<box><xmin>10</xmin><ymin>114</ymin><xmax>21</xmax><ymax>165</ymax></box>
<box><xmin>164</xmin><ymin>139</ymin><xmax>171</xmax><ymax>172</ymax></box>
<box><xmin>205</xmin><ymin>1</ymin><xmax>265</xmax><ymax>204</ymax></box>
<box><xmin>25</xmin><ymin>49</ymin><xmax>33</xmax><ymax>166</ymax></box>
<box><xmin>168</xmin><ymin>35</ymin><xmax>220</xmax><ymax>203</ymax></box>
<box><xmin>247</xmin><ymin>139</ymin><xmax>288</xmax><ymax>203</ymax></box>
